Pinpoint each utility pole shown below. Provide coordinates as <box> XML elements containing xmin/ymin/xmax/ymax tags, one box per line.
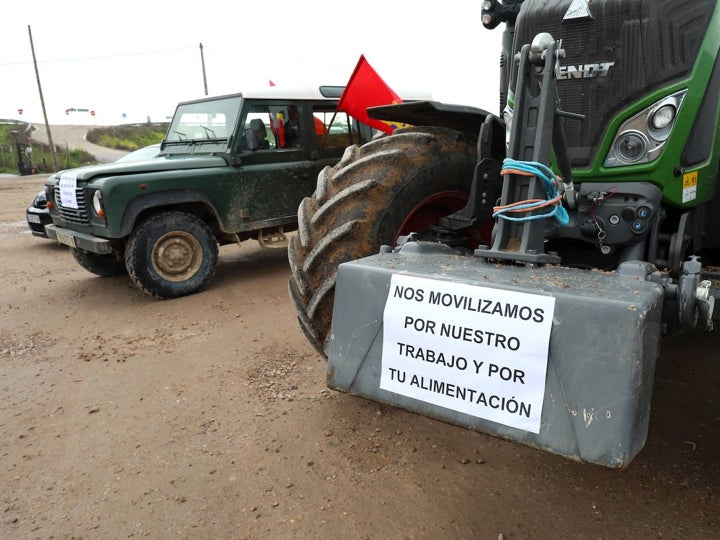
<box><xmin>28</xmin><ymin>25</ymin><xmax>58</xmax><ymax>172</ymax></box>
<box><xmin>199</xmin><ymin>42</ymin><xmax>208</xmax><ymax>96</ymax></box>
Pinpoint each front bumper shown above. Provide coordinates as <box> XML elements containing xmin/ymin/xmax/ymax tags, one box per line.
<box><xmin>45</xmin><ymin>224</ymin><xmax>112</xmax><ymax>254</ymax></box>
<box><xmin>26</xmin><ymin>207</ymin><xmax>52</xmax><ymax>238</ymax></box>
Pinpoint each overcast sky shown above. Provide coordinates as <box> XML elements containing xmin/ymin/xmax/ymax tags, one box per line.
<box><xmin>1</xmin><ymin>0</ymin><xmax>503</xmax><ymax>126</ymax></box>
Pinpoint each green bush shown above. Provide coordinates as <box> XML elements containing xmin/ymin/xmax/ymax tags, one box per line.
<box><xmin>86</xmin><ymin>124</ymin><xmax>167</xmax><ymax>151</ymax></box>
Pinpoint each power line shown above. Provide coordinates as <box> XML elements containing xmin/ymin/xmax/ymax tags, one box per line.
<box><xmin>0</xmin><ymin>45</ymin><xmax>199</xmax><ymax>66</ymax></box>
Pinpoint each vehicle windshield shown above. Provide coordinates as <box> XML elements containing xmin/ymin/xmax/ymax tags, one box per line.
<box><xmin>165</xmin><ymin>95</ymin><xmax>242</xmax><ymax>142</ymax></box>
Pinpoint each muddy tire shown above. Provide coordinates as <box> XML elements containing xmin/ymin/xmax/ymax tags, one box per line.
<box><xmin>72</xmin><ymin>248</ymin><xmax>127</xmax><ymax>277</ymax></box>
<box><xmin>125</xmin><ymin>211</ymin><xmax>218</xmax><ymax>299</ymax></box>
<box><xmin>288</xmin><ymin>126</ymin><xmax>479</xmax><ymax>356</ymax></box>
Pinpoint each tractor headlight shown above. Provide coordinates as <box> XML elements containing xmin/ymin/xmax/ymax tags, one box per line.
<box><xmin>92</xmin><ymin>189</ymin><xmax>105</xmax><ymax>218</ymax></box>
<box><xmin>615</xmin><ymin>131</ymin><xmax>649</xmax><ymax>163</ymax></box>
<box><xmin>649</xmin><ymin>104</ymin><xmax>676</xmax><ymax>131</ymax></box>
<box><xmin>604</xmin><ymin>90</ymin><xmax>686</xmax><ymax>167</ymax></box>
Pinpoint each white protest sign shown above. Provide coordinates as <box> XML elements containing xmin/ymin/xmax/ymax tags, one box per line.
<box><xmin>59</xmin><ymin>172</ymin><xmax>79</xmax><ymax>209</ymax></box>
<box><xmin>380</xmin><ymin>273</ymin><xmax>555</xmax><ymax>433</ymax></box>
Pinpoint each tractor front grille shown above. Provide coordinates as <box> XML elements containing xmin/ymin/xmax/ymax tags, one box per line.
<box><xmin>513</xmin><ymin>0</ymin><xmax>714</xmax><ymax>168</ymax></box>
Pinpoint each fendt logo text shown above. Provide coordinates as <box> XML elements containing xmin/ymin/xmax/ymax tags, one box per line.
<box><xmin>557</xmin><ymin>62</ymin><xmax>615</xmax><ymax>80</ymax></box>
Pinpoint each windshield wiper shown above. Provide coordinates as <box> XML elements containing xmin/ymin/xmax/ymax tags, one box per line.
<box><xmin>171</xmin><ymin>130</ymin><xmax>187</xmax><ymax>140</ymax></box>
<box><xmin>200</xmin><ymin>126</ymin><xmax>216</xmax><ymax>138</ymax></box>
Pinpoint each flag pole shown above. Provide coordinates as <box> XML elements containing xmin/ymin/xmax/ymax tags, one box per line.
<box><xmin>320</xmin><ymin>111</ymin><xmax>339</xmax><ymax>145</ymax></box>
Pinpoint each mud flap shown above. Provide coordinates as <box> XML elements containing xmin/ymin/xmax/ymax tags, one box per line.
<box><xmin>327</xmin><ymin>242</ymin><xmax>664</xmax><ymax>468</ymax></box>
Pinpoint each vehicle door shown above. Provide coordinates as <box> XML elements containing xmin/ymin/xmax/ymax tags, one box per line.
<box><xmin>225</xmin><ymin>102</ymin><xmax>325</xmax><ymax>232</ymax></box>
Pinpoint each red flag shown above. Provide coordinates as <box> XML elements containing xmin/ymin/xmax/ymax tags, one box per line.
<box><xmin>269</xmin><ymin>79</ymin><xmax>276</xmax><ymax>87</ymax></box>
<box><xmin>338</xmin><ymin>55</ymin><xmax>403</xmax><ymax>134</ymax></box>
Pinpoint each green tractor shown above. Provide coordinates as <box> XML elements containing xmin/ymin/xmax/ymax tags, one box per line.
<box><xmin>288</xmin><ymin>0</ymin><xmax>719</xmax><ymax>467</ymax></box>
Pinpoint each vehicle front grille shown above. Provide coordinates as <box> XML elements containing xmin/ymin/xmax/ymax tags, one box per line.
<box><xmin>53</xmin><ymin>185</ymin><xmax>90</xmax><ymax>225</ymax></box>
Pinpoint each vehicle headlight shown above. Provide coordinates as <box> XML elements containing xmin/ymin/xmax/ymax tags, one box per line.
<box><xmin>44</xmin><ymin>182</ymin><xmax>57</xmax><ymax>209</ymax></box>
<box><xmin>649</xmin><ymin>104</ymin><xmax>676</xmax><ymax>131</ymax></box>
<box><xmin>604</xmin><ymin>90</ymin><xmax>686</xmax><ymax>167</ymax></box>
<box><xmin>92</xmin><ymin>190</ymin><xmax>105</xmax><ymax>218</ymax></box>
<box><xmin>615</xmin><ymin>130</ymin><xmax>649</xmax><ymax>163</ymax></box>
<box><xmin>33</xmin><ymin>190</ymin><xmax>47</xmax><ymax>208</ymax></box>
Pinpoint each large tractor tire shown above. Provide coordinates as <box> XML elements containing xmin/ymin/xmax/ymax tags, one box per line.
<box><xmin>288</xmin><ymin>126</ymin><xmax>482</xmax><ymax>357</ymax></box>
<box><xmin>125</xmin><ymin>211</ymin><xmax>219</xmax><ymax>299</ymax></box>
<box><xmin>72</xmin><ymin>248</ymin><xmax>127</xmax><ymax>277</ymax></box>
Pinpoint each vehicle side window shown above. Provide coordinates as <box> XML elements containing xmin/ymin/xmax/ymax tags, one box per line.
<box><xmin>241</xmin><ymin>105</ymin><xmax>304</xmax><ymax>151</ymax></box>
<box><xmin>280</xmin><ymin>106</ymin><xmax>301</xmax><ymax>148</ymax></box>
<box><xmin>243</xmin><ymin>111</ymin><xmax>275</xmax><ymax>150</ymax></box>
<box><xmin>313</xmin><ymin>107</ymin><xmax>375</xmax><ymax>149</ymax></box>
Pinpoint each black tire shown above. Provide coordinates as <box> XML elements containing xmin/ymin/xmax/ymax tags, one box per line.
<box><xmin>72</xmin><ymin>248</ymin><xmax>127</xmax><ymax>277</ymax></box>
<box><xmin>288</xmin><ymin>126</ymin><xmax>479</xmax><ymax>357</ymax></box>
<box><xmin>125</xmin><ymin>211</ymin><xmax>218</xmax><ymax>299</ymax></box>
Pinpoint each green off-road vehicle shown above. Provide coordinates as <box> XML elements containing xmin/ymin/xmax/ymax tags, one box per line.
<box><xmin>44</xmin><ymin>86</ymin><xmax>377</xmax><ymax>298</ymax></box>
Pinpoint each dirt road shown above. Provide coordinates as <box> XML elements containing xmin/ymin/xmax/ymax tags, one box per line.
<box><xmin>1</xmin><ymin>175</ymin><xmax>718</xmax><ymax>539</ymax></box>
<box><xmin>29</xmin><ymin>125</ymin><xmax>129</xmax><ymax>163</ymax></box>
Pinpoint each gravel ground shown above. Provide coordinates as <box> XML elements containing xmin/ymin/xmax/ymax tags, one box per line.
<box><xmin>1</xmin><ymin>175</ymin><xmax>718</xmax><ymax>539</ymax></box>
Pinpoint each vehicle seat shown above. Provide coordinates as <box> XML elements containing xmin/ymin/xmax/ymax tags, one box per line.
<box><xmin>249</xmin><ymin>118</ymin><xmax>269</xmax><ymax>148</ymax></box>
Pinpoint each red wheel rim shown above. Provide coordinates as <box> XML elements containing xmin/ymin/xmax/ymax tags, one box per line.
<box><xmin>396</xmin><ymin>191</ymin><xmax>492</xmax><ymax>248</ymax></box>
